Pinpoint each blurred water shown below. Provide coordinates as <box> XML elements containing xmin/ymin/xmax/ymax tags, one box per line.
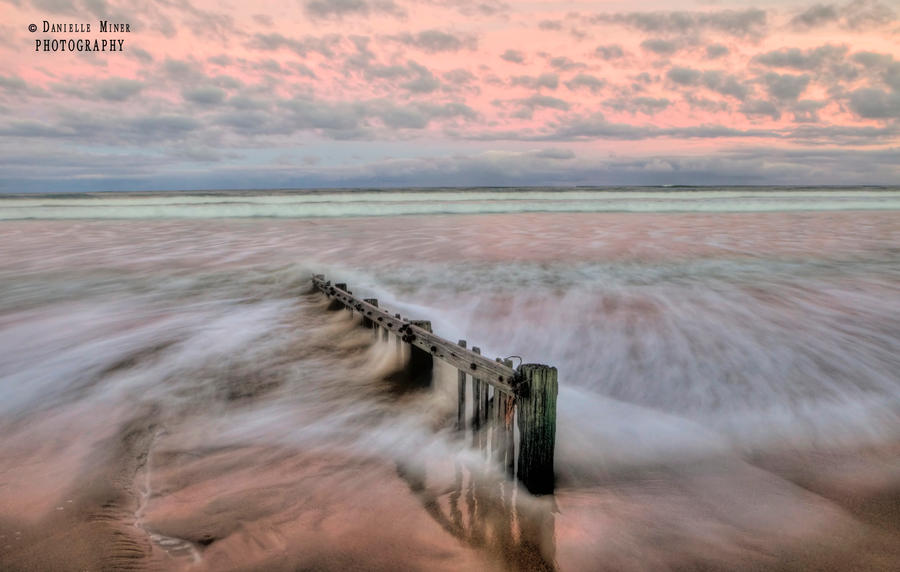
<box><xmin>0</xmin><ymin>191</ymin><xmax>899</xmax><ymax>570</ymax></box>
<box><xmin>1</xmin><ymin>187</ymin><xmax>899</xmax><ymax>219</ymax></box>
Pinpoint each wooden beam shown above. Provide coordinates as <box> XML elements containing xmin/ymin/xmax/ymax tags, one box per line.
<box><xmin>312</xmin><ymin>276</ymin><xmax>517</xmax><ymax>392</ymax></box>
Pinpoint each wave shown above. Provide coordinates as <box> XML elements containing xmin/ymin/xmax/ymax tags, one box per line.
<box><xmin>2</xmin><ymin>188</ymin><xmax>900</xmax><ymax>219</ymax></box>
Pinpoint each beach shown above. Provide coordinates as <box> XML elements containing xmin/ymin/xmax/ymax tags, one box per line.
<box><xmin>1</xmin><ymin>190</ymin><xmax>899</xmax><ymax>570</ymax></box>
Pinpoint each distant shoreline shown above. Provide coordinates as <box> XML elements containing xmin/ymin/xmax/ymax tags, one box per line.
<box><xmin>1</xmin><ymin>185</ymin><xmax>899</xmax><ymax>199</ymax></box>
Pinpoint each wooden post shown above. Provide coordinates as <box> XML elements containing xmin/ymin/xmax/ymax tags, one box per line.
<box><xmin>516</xmin><ymin>364</ymin><xmax>558</xmax><ymax>495</ymax></box>
<box><xmin>473</xmin><ymin>346</ymin><xmax>486</xmax><ymax>450</ymax></box>
<box><xmin>477</xmin><ymin>348</ymin><xmax>489</xmax><ymax>428</ymax></box>
<box><xmin>503</xmin><ymin>359</ymin><xmax>515</xmax><ymax>477</ymax></box>
<box><xmin>408</xmin><ymin>320</ymin><xmax>433</xmax><ymax>387</ymax></box>
<box><xmin>457</xmin><ymin>340</ymin><xmax>466</xmax><ymax>431</ymax></box>
<box><xmin>472</xmin><ymin>367</ymin><xmax>481</xmax><ymax>434</ymax></box>
<box><xmin>363</xmin><ymin>299</ymin><xmax>378</xmax><ymax>328</ymax></box>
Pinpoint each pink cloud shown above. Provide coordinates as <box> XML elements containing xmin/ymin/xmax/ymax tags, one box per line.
<box><xmin>0</xmin><ymin>0</ymin><xmax>898</xmax><ymax>189</ymax></box>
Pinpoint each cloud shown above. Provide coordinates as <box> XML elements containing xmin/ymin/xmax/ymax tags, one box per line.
<box><xmin>667</xmin><ymin>67</ymin><xmax>702</xmax><ymax>85</ymax></box>
<box><xmin>303</xmin><ymin>0</ymin><xmax>405</xmax><ymax>19</ymax></box>
<box><xmin>785</xmin><ymin>123</ymin><xmax>899</xmax><ymax>144</ymax></box>
<box><xmin>589</xmin><ymin>9</ymin><xmax>767</xmax><ymax>39</ymax></box>
<box><xmin>32</xmin><ymin>0</ymin><xmax>77</xmax><ymax>15</ymax></box>
<box><xmin>343</xmin><ymin>52</ymin><xmax>449</xmax><ymax>92</ymax></box>
<box><xmin>739</xmin><ymin>99</ymin><xmax>781</xmax><ymax>120</ymax></box>
<box><xmin>683</xmin><ymin>94</ymin><xmax>729</xmax><ymax>112</ymax></box>
<box><xmin>847</xmin><ymin>87</ymin><xmax>900</xmax><ymax>118</ymax></box>
<box><xmin>564</xmin><ymin>74</ymin><xmax>606</xmax><ymax>93</ymax></box>
<box><xmin>5</xmin><ymin>144</ymin><xmax>899</xmax><ymax>192</ymax></box>
<box><xmin>762</xmin><ymin>73</ymin><xmax>811</xmax><ymax>101</ymax></box>
<box><xmin>516</xmin><ymin>94</ymin><xmax>570</xmax><ymax>111</ymax></box>
<box><xmin>247</xmin><ymin>33</ymin><xmax>341</xmax><ymax>57</ymax></box>
<box><xmin>129</xmin><ymin>114</ymin><xmax>202</xmax><ymax>140</ymax></box>
<box><xmin>400</xmin><ymin>61</ymin><xmax>441</xmax><ymax>93</ymax></box>
<box><xmin>163</xmin><ymin>58</ymin><xmax>203</xmax><ymax>80</ymax></box>
<box><xmin>129</xmin><ymin>47</ymin><xmax>154</xmax><ymax>63</ymax></box>
<box><xmin>167</xmin><ymin>0</ymin><xmax>237</xmax><ymax>41</ymax></box>
<box><xmin>253</xmin><ymin>14</ymin><xmax>274</xmax><ymax>27</ymax></box>
<box><xmin>790</xmin><ymin>1</ymin><xmax>896</xmax><ymax>30</ymax></box>
<box><xmin>95</xmin><ymin>78</ymin><xmax>143</xmax><ymax>101</ymax></box>
<box><xmin>443</xmin><ymin>69</ymin><xmax>476</xmax><ymax>84</ymax></box>
<box><xmin>510</xmin><ymin>73</ymin><xmax>559</xmax><ymax>90</ymax></box>
<box><xmin>595</xmin><ymin>44</ymin><xmax>624</xmax><ymax>60</ymax></box>
<box><xmin>376</xmin><ymin>100</ymin><xmax>478</xmax><ymax>130</ymax></box>
<box><xmin>501</xmin><ymin>49</ymin><xmax>525</xmax><ymax>63</ymax></box>
<box><xmin>641</xmin><ymin>39</ymin><xmax>680</xmax><ymax>56</ymax></box>
<box><xmin>605</xmin><ymin>96</ymin><xmax>671</xmax><ymax>114</ymax></box>
<box><xmin>706</xmin><ymin>44</ymin><xmax>729</xmax><ymax>59</ymax></box>
<box><xmin>183</xmin><ymin>86</ymin><xmax>227</xmax><ymax>105</ymax></box>
<box><xmin>667</xmin><ymin>67</ymin><xmax>751</xmax><ymax>100</ymax></box>
<box><xmin>852</xmin><ymin>51</ymin><xmax>895</xmax><ymax>68</ymax></box>
<box><xmin>842</xmin><ymin>0</ymin><xmax>896</xmax><ymax>30</ymax></box>
<box><xmin>388</xmin><ymin>30</ymin><xmax>478</xmax><ymax>54</ymax></box>
<box><xmin>533</xmin><ymin>148</ymin><xmax>575</xmax><ymax>160</ymax></box>
<box><xmin>271</xmin><ymin>96</ymin><xmax>477</xmax><ymax>137</ymax></box>
<box><xmin>500</xmin><ymin>111</ymin><xmax>780</xmax><ymax>142</ymax></box>
<box><xmin>851</xmin><ymin>51</ymin><xmax>900</xmax><ymax>90</ymax></box>
<box><xmin>753</xmin><ymin>45</ymin><xmax>848</xmax><ymax>71</ymax></box>
<box><xmin>419</xmin><ymin>0</ymin><xmax>509</xmax><ymax>18</ymax></box>
<box><xmin>548</xmin><ymin>57</ymin><xmax>586</xmax><ymax>71</ymax></box>
<box><xmin>208</xmin><ymin>54</ymin><xmax>232</xmax><ymax>66</ymax></box>
<box><xmin>0</xmin><ymin>74</ymin><xmax>27</xmax><ymax>92</ymax></box>
<box><xmin>790</xmin><ymin>4</ymin><xmax>839</xmax><ymax>28</ymax></box>
<box><xmin>791</xmin><ymin>100</ymin><xmax>827</xmax><ymax>122</ymax></box>
<box><xmin>387</xmin><ymin>30</ymin><xmax>477</xmax><ymax>52</ymax></box>
<box><xmin>533</xmin><ymin>111</ymin><xmax>641</xmax><ymax>140</ymax></box>
<box><xmin>538</xmin><ymin>20</ymin><xmax>563</xmax><ymax>31</ymax></box>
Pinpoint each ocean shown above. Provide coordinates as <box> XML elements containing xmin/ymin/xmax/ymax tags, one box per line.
<box><xmin>1</xmin><ymin>187</ymin><xmax>899</xmax><ymax>570</ymax></box>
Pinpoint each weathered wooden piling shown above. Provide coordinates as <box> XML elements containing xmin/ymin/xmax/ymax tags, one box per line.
<box><xmin>474</xmin><ymin>347</ymin><xmax>489</xmax><ymax>430</ymax></box>
<box><xmin>457</xmin><ymin>340</ymin><xmax>467</xmax><ymax>431</ymax></box>
<box><xmin>472</xmin><ymin>346</ymin><xmax>484</xmax><ymax>448</ymax></box>
<box><xmin>515</xmin><ymin>364</ymin><xmax>558</xmax><ymax>495</ymax></box>
<box><xmin>312</xmin><ymin>274</ymin><xmax>557</xmax><ymax>494</ymax></box>
<box><xmin>503</xmin><ymin>359</ymin><xmax>516</xmax><ymax>476</ymax></box>
<box><xmin>408</xmin><ymin>320</ymin><xmax>434</xmax><ymax>387</ymax></box>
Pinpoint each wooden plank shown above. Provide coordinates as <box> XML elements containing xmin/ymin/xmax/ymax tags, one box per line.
<box><xmin>312</xmin><ymin>276</ymin><xmax>516</xmax><ymax>392</ymax></box>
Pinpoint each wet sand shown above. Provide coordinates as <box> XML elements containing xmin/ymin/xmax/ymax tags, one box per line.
<box><xmin>1</xmin><ymin>211</ymin><xmax>899</xmax><ymax>570</ymax></box>
<box><xmin>3</xmin><ymin>430</ymin><xmax>900</xmax><ymax>570</ymax></box>
<box><xmin>2</xmin><ymin>333</ymin><xmax>899</xmax><ymax>571</ymax></box>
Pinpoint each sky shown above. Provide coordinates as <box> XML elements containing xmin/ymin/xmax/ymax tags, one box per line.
<box><xmin>0</xmin><ymin>0</ymin><xmax>899</xmax><ymax>192</ymax></box>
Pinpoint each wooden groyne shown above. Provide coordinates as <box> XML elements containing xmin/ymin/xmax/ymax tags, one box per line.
<box><xmin>312</xmin><ymin>274</ymin><xmax>558</xmax><ymax>495</ymax></box>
